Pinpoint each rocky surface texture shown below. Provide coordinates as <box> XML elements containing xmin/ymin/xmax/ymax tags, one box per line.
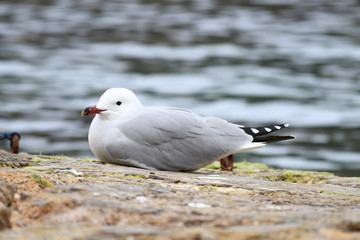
<box><xmin>0</xmin><ymin>152</ymin><xmax>360</xmax><ymax>240</ymax></box>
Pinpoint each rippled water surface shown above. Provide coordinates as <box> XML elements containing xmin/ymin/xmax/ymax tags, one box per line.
<box><xmin>1</xmin><ymin>0</ymin><xmax>360</xmax><ymax>176</ymax></box>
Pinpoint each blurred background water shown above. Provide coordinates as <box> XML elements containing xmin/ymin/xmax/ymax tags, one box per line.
<box><xmin>0</xmin><ymin>0</ymin><xmax>360</xmax><ymax>176</ymax></box>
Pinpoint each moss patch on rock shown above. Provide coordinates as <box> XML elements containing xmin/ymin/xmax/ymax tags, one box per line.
<box><xmin>205</xmin><ymin>161</ymin><xmax>334</xmax><ymax>184</ymax></box>
<box><xmin>266</xmin><ymin>169</ymin><xmax>334</xmax><ymax>184</ymax></box>
<box><xmin>29</xmin><ymin>174</ymin><xmax>52</xmax><ymax>187</ymax></box>
<box><xmin>204</xmin><ymin>161</ymin><xmax>269</xmax><ymax>171</ymax></box>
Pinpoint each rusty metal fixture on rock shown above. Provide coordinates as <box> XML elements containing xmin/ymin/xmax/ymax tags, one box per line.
<box><xmin>0</xmin><ymin>132</ymin><xmax>21</xmax><ymax>154</ymax></box>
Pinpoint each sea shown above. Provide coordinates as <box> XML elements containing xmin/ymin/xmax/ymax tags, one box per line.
<box><xmin>1</xmin><ymin>0</ymin><xmax>360</xmax><ymax>176</ymax></box>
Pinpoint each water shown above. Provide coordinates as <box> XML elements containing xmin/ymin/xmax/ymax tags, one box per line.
<box><xmin>1</xmin><ymin>0</ymin><xmax>360</xmax><ymax>176</ymax></box>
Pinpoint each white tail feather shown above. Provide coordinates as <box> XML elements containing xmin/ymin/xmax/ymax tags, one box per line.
<box><xmin>235</xmin><ymin>142</ymin><xmax>265</xmax><ymax>153</ymax></box>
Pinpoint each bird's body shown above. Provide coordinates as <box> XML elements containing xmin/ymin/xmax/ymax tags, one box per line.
<box><xmin>82</xmin><ymin>88</ymin><xmax>294</xmax><ymax>172</ymax></box>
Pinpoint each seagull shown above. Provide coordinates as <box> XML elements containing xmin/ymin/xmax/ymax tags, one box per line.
<box><xmin>82</xmin><ymin>88</ymin><xmax>294</xmax><ymax>172</ymax></box>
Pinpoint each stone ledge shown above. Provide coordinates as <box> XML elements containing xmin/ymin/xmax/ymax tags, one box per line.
<box><xmin>0</xmin><ymin>152</ymin><xmax>360</xmax><ymax>240</ymax></box>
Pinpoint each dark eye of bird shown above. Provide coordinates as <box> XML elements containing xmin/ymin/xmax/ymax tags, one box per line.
<box><xmin>116</xmin><ymin>101</ymin><xmax>122</xmax><ymax>106</ymax></box>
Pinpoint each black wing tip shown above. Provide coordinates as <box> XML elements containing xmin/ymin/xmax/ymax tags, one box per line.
<box><xmin>241</xmin><ymin>123</ymin><xmax>291</xmax><ymax>137</ymax></box>
<box><xmin>252</xmin><ymin>135</ymin><xmax>295</xmax><ymax>143</ymax></box>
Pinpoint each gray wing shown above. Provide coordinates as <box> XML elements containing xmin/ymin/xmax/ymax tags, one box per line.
<box><xmin>106</xmin><ymin>107</ymin><xmax>253</xmax><ymax>171</ymax></box>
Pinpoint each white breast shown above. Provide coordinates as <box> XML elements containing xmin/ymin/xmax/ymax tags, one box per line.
<box><xmin>88</xmin><ymin>116</ymin><xmax>114</xmax><ymax>161</ymax></box>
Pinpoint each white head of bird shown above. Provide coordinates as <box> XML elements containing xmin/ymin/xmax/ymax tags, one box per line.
<box><xmin>82</xmin><ymin>88</ymin><xmax>144</xmax><ymax>120</ymax></box>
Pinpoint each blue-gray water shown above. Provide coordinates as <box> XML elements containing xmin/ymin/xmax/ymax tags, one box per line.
<box><xmin>1</xmin><ymin>0</ymin><xmax>360</xmax><ymax>176</ymax></box>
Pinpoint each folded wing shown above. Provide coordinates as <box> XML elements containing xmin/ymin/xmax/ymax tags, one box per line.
<box><xmin>106</xmin><ymin>107</ymin><xmax>253</xmax><ymax>171</ymax></box>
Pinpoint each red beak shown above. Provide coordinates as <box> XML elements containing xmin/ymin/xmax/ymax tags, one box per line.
<box><xmin>81</xmin><ymin>105</ymin><xmax>106</xmax><ymax>116</ymax></box>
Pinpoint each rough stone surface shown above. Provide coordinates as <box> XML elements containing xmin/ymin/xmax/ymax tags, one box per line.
<box><xmin>0</xmin><ymin>152</ymin><xmax>360</xmax><ymax>239</ymax></box>
<box><xmin>0</xmin><ymin>183</ymin><xmax>17</xmax><ymax>230</ymax></box>
<box><xmin>0</xmin><ymin>204</ymin><xmax>11</xmax><ymax>231</ymax></box>
<box><xmin>0</xmin><ymin>183</ymin><xmax>17</xmax><ymax>207</ymax></box>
